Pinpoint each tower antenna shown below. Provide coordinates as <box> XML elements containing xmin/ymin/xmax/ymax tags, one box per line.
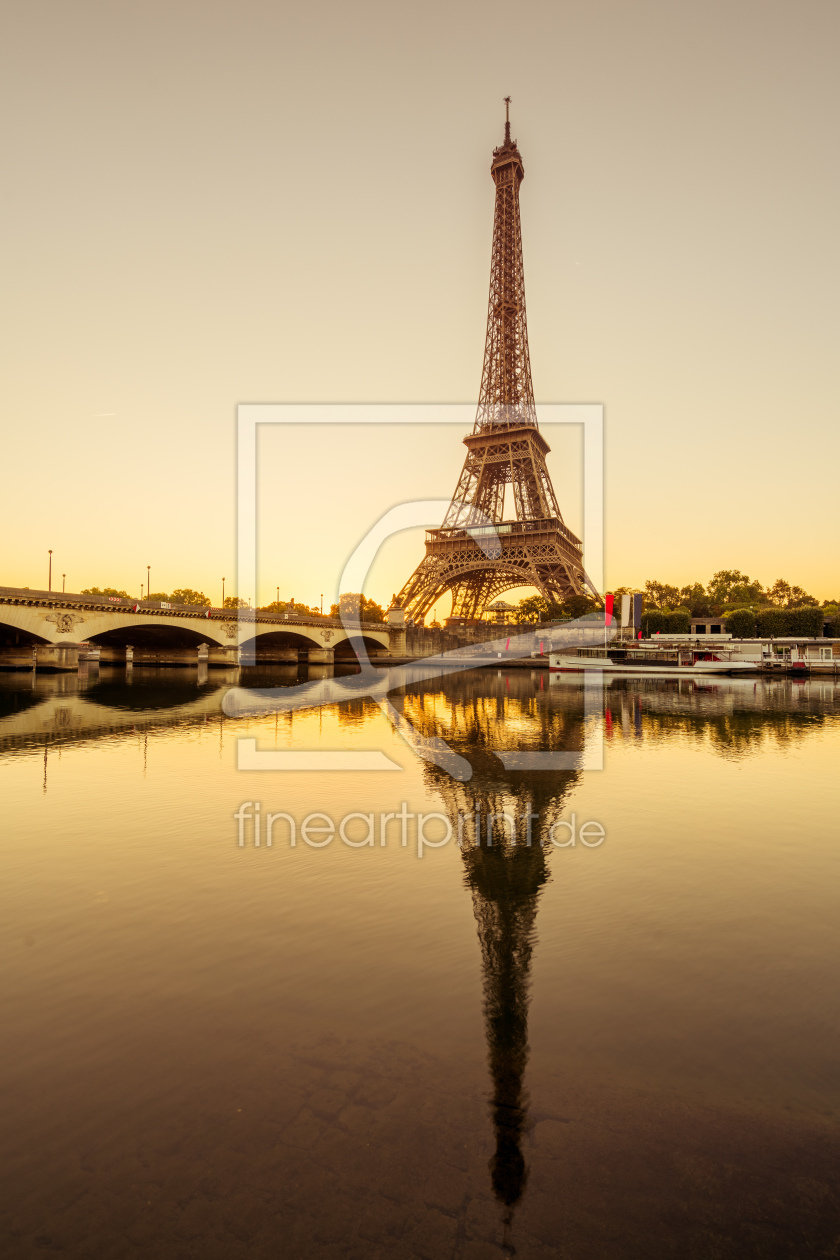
<box><xmin>503</xmin><ymin>95</ymin><xmax>511</xmax><ymax>144</ymax></box>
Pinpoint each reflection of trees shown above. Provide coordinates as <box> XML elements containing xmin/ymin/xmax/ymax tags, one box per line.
<box><xmin>396</xmin><ymin>671</ymin><xmax>585</xmax><ymax>1225</ymax></box>
<box><xmin>335</xmin><ymin>698</ymin><xmax>378</xmax><ymax>728</ymax></box>
<box><xmin>600</xmin><ymin>677</ymin><xmax>840</xmax><ymax>758</ymax></box>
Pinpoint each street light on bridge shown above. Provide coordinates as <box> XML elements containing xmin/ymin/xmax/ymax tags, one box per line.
<box><xmin>222</xmin><ymin>577</ymin><xmax>226</xmax><ymax>607</ymax></box>
<box><xmin>62</xmin><ymin>574</ymin><xmax>66</xmax><ymax>593</ymax></box>
<box><xmin>48</xmin><ymin>550</ymin><xmax>53</xmax><ymax>592</ymax></box>
<box><xmin>147</xmin><ymin>565</ymin><xmax>150</xmax><ymax>601</ymax></box>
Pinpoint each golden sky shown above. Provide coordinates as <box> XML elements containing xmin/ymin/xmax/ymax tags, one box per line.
<box><xmin>3</xmin><ymin>0</ymin><xmax>838</xmax><ymax>607</ymax></box>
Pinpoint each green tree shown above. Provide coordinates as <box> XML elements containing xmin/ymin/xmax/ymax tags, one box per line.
<box><xmin>680</xmin><ymin>583</ymin><xmax>713</xmax><ymax>615</ymax></box>
<box><xmin>765</xmin><ymin>578</ymin><xmax>791</xmax><ymax>607</ymax></box>
<box><xmin>170</xmin><ymin>588</ymin><xmax>210</xmax><ymax>606</ymax></box>
<box><xmin>517</xmin><ymin>593</ymin><xmax>595</xmax><ymax>623</ymax></box>
<box><xmin>225</xmin><ymin>596</ymin><xmax>249</xmax><ymax>609</ymax></box>
<box><xmin>81</xmin><ymin>586</ymin><xmax>129</xmax><ymax>598</ymax></box>
<box><xmin>644</xmin><ymin>580</ymin><xmax>682</xmax><ymax>610</ymax></box>
<box><xmin>725</xmin><ymin>608</ymin><xmax>756</xmax><ymax>638</ymax></box>
<box><xmin>756</xmin><ymin>607</ymin><xmax>824</xmax><ymax>637</ymax></box>
<box><xmin>360</xmin><ymin>596</ymin><xmax>385</xmax><ymax>623</ymax></box>
<box><xmin>765</xmin><ymin>578</ymin><xmax>818</xmax><ymax>608</ymax></box>
<box><xmin>706</xmin><ymin>570</ymin><xmax>764</xmax><ymax>605</ymax></box>
<box><xmin>561</xmin><ymin>594</ymin><xmax>597</xmax><ymax>620</ymax></box>
<box><xmin>518</xmin><ymin>595</ymin><xmax>548</xmax><ymax>623</ymax></box>
<box><xmin>147</xmin><ymin>591</ymin><xmax>170</xmax><ymax>602</ymax></box>
<box><xmin>333</xmin><ymin>593</ymin><xmax>384</xmax><ymax>622</ymax></box>
<box><xmin>641</xmin><ymin>610</ymin><xmax>691</xmax><ymax>636</ymax></box>
<box><xmin>788</xmin><ymin>585</ymin><xmax>818</xmax><ymax>607</ymax></box>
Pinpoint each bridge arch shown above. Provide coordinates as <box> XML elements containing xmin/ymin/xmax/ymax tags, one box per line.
<box><xmin>334</xmin><ymin>634</ymin><xmax>391</xmax><ymax>659</ymax></box>
<box><xmin>88</xmin><ymin>624</ymin><xmax>215</xmax><ymax>648</ymax></box>
<box><xmin>238</xmin><ymin>628</ymin><xmax>338</xmax><ymax>663</ymax></box>
<box><xmin>0</xmin><ymin>614</ymin><xmax>51</xmax><ymax>647</ymax></box>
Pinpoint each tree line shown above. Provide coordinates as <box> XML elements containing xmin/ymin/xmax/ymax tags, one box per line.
<box><xmin>81</xmin><ymin>586</ymin><xmax>220</xmax><ymax>606</ymax></box>
<box><xmin>623</xmin><ymin>570</ymin><xmax>837</xmax><ymax>616</ymax></box>
<box><xmin>508</xmin><ymin>569</ymin><xmax>838</xmax><ymax>626</ymax></box>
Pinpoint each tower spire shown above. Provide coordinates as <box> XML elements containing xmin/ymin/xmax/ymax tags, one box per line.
<box><xmin>504</xmin><ymin>95</ymin><xmax>511</xmax><ymax>145</ymax></box>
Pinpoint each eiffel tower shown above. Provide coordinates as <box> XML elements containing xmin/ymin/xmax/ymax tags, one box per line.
<box><xmin>396</xmin><ymin>100</ymin><xmax>599</xmax><ymax>622</ymax></box>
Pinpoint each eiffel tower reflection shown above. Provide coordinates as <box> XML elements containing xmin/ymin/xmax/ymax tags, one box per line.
<box><xmin>400</xmin><ymin>671</ymin><xmax>586</xmax><ymax>1228</ymax></box>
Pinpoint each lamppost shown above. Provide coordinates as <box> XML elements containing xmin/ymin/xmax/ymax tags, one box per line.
<box><xmin>62</xmin><ymin>574</ymin><xmax>66</xmax><ymax>593</ymax></box>
<box><xmin>48</xmin><ymin>550</ymin><xmax>53</xmax><ymax>592</ymax></box>
<box><xmin>320</xmin><ymin>593</ymin><xmax>324</xmax><ymax>615</ymax></box>
<box><xmin>277</xmin><ymin>586</ymin><xmax>279</xmax><ymax>606</ymax></box>
<box><xmin>222</xmin><ymin>577</ymin><xmax>226</xmax><ymax>607</ymax></box>
<box><xmin>141</xmin><ymin>584</ymin><xmax>144</xmax><ymax>599</ymax></box>
<box><xmin>147</xmin><ymin>565</ymin><xmax>150</xmax><ymax>601</ymax></box>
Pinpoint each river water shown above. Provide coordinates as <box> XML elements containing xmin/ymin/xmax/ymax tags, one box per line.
<box><xmin>1</xmin><ymin>664</ymin><xmax>839</xmax><ymax>1258</ymax></box>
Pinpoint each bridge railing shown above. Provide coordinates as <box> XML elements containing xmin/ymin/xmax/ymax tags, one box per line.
<box><xmin>0</xmin><ymin>587</ymin><xmax>387</xmax><ymax>631</ymax></box>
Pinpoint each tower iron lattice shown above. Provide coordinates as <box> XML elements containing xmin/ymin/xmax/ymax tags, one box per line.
<box><xmin>396</xmin><ymin>101</ymin><xmax>598</xmax><ymax>622</ymax></box>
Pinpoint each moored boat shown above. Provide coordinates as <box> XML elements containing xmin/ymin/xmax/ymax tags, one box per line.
<box><xmin>549</xmin><ymin>646</ymin><xmax>757</xmax><ymax>676</ymax></box>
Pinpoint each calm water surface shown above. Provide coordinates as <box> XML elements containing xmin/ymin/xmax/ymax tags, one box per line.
<box><xmin>1</xmin><ymin>664</ymin><xmax>839</xmax><ymax>1258</ymax></box>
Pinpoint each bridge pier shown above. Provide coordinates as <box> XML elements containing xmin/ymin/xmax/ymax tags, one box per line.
<box><xmin>306</xmin><ymin>647</ymin><xmax>334</xmax><ymax>665</ymax></box>
<box><xmin>36</xmin><ymin>644</ymin><xmax>80</xmax><ymax>672</ymax></box>
<box><xmin>98</xmin><ymin>645</ymin><xmax>134</xmax><ymax>665</ymax></box>
<box><xmin>387</xmin><ymin>608</ymin><xmax>407</xmax><ymax>656</ymax></box>
<box><xmin>208</xmin><ymin>646</ymin><xmax>240</xmax><ymax>667</ymax></box>
<box><xmin>0</xmin><ymin>644</ymin><xmax>81</xmax><ymax>672</ymax></box>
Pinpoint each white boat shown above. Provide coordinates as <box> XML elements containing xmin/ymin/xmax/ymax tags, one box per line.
<box><xmin>549</xmin><ymin>646</ymin><xmax>757</xmax><ymax>676</ymax></box>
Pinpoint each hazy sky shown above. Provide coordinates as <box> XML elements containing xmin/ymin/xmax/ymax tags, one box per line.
<box><xmin>2</xmin><ymin>0</ymin><xmax>838</xmax><ymax>608</ymax></box>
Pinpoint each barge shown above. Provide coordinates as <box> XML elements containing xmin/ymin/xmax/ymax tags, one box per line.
<box><xmin>550</xmin><ymin>646</ymin><xmax>758</xmax><ymax>676</ymax></box>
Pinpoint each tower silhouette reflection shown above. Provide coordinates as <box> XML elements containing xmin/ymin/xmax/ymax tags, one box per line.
<box><xmin>399</xmin><ymin>670</ymin><xmax>586</xmax><ymax>1221</ymax></box>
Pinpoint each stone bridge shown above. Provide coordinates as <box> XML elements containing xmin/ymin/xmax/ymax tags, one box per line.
<box><xmin>0</xmin><ymin>586</ymin><xmax>394</xmax><ymax>670</ymax></box>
